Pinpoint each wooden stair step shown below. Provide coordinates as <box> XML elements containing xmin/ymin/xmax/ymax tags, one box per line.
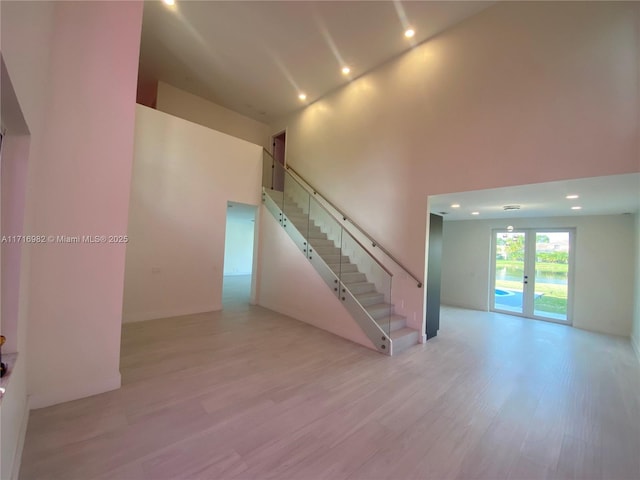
<box><xmin>340</xmin><ymin>271</ymin><xmax>366</xmax><ymax>283</ymax></box>
<box><xmin>309</xmin><ymin>238</ymin><xmax>336</xmax><ymax>248</ymax></box>
<box><xmin>323</xmin><ymin>254</ymin><xmax>351</xmax><ymax>264</ymax></box>
<box><xmin>344</xmin><ymin>281</ymin><xmax>376</xmax><ymax>294</ymax></box>
<box><xmin>354</xmin><ymin>291</ymin><xmax>385</xmax><ymax>307</ymax></box>
<box><xmin>374</xmin><ymin>314</ymin><xmax>407</xmax><ymax>333</ymax></box>
<box><xmin>365</xmin><ymin>302</ymin><xmax>394</xmax><ymax>321</ymax></box>
<box><xmin>328</xmin><ymin>263</ymin><xmax>358</xmax><ymax>273</ymax></box>
<box><xmin>390</xmin><ymin>328</ymin><xmax>420</xmax><ymax>355</ymax></box>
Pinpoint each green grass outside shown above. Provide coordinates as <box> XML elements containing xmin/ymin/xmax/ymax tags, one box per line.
<box><xmin>495</xmin><ymin>279</ymin><xmax>567</xmax><ymax>315</ymax></box>
<box><xmin>496</xmin><ymin>260</ymin><xmax>568</xmax><ymax>274</ymax></box>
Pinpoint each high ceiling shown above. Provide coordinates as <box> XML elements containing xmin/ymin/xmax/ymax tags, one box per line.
<box><xmin>139</xmin><ymin>2</ymin><xmax>639</xmax><ymax>223</ymax></box>
<box><xmin>429</xmin><ymin>173</ymin><xmax>640</xmax><ymax>221</ymax></box>
<box><xmin>138</xmin><ymin>0</ymin><xmax>494</xmax><ymax>123</ymax></box>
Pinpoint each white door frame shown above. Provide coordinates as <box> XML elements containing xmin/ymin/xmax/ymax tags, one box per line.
<box><xmin>490</xmin><ymin>227</ymin><xmax>575</xmax><ymax>326</ymax></box>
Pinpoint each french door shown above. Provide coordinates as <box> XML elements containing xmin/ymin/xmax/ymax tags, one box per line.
<box><xmin>491</xmin><ymin>229</ymin><xmax>574</xmax><ymax>324</ymax></box>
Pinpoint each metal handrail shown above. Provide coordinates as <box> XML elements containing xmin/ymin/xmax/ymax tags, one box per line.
<box><xmin>278</xmin><ymin>164</ymin><xmax>394</xmax><ymax>278</ymax></box>
<box><xmin>285</xmin><ymin>163</ymin><xmax>423</xmax><ymax>288</ymax></box>
<box><xmin>262</xmin><ymin>147</ymin><xmax>422</xmax><ymax>287</ymax></box>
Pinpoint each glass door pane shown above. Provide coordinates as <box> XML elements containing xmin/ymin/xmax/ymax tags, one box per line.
<box><xmin>493</xmin><ymin>231</ymin><xmax>526</xmax><ymax>314</ymax></box>
<box><xmin>533</xmin><ymin>231</ymin><xmax>570</xmax><ymax>321</ymax></box>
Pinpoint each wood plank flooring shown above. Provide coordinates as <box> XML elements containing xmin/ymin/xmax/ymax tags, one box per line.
<box><xmin>19</xmin><ymin>302</ymin><xmax>640</xmax><ymax>480</ymax></box>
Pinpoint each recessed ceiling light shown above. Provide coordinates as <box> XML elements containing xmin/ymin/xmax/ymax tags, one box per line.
<box><xmin>298</xmin><ymin>93</ymin><xmax>307</xmax><ymax>101</ymax></box>
<box><xmin>404</xmin><ymin>28</ymin><xmax>415</xmax><ymax>38</ymax></box>
<box><xmin>471</xmin><ymin>211</ymin><xmax>480</xmax><ymax>215</ymax></box>
<box><xmin>162</xmin><ymin>0</ymin><xmax>175</xmax><ymax>6</ymax></box>
<box><xmin>450</xmin><ymin>204</ymin><xmax>460</xmax><ymax>208</ymax></box>
<box><xmin>566</xmin><ymin>194</ymin><xmax>579</xmax><ymax>199</ymax></box>
<box><xmin>571</xmin><ymin>206</ymin><xmax>582</xmax><ymax>210</ymax></box>
<box><xmin>341</xmin><ymin>66</ymin><xmax>351</xmax><ymax>75</ymax></box>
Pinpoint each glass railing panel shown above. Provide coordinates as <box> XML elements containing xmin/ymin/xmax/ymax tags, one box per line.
<box><xmin>283</xmin><ymin>168</ymin><xmax>311</xmax><ymax>246</ymax></box>
<box><xmin>262</xmin><ymin>149</ymin><xmax>274</xmax><ymax>190</ymax></box>
<box><xmin>308</xmin><ymin>193</ymin><xmax>345</xmax><ymax>290</ymax></box>
<box><xmin>341</xmin><ymin>230</ymin><xmax>393</xmax><ymax>335</ymax></box>
<box><xmin>272</xmin><ymin>159</ymin><xmax>285</xmax><ymax>193</ymax></box>
<box><xmin>267</xmin><ymin>164</ymin><xmax>394</xmax><ymax>350</ymax></box>
<box><xmin>267</xmin><ymin>161</ymin><xmax>286</xmax><ymax>213</ymax></box>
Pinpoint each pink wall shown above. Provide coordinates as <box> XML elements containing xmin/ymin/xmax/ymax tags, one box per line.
<box><xmin>256</xmin><ymin>209</ymin><xmax>375</xmax><ymax>350</ymax></box>
<box><xmin>123</xmin><ymin>106</ymin><xmax>262</xmax><ymax>323</ymax></box>
<box><xmin>270</xmin><ymin>2</ymin><xmax>640</xmax><ymax>296</ymax></box>
<box><xmin>1</xmin><ymin>2</ymin><xmax>57</xmax><ymax>476</ymax></box>
<box><xmin>18</xmin><ymin>1</ymin><xmax>143</xmax><ymax>408</ymax></box>
<box><xmin>1</xmin><ymin>135</ymin><xmax>30</xmax><ymax>354</ymax></box>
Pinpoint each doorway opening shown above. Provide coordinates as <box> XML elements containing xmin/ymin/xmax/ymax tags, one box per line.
<box><xmin>271</xmin><ymin>130</ymin><xmax>286</xmax><ymax>191</ymax></box>
<box><xmin>222</xmin><ymin>201</ymin><xmax>257</xmax><ymax>307</ymax></box>
<box><xmin>491</xmin><ymin>228</ymin><xmax>574</xmax><ymax>324</ymax></box>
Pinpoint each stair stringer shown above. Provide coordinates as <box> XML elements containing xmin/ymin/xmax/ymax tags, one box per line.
<box><xmin>256</xmin><ymin>203</ymin><xmax>379</xmax><ymax>352</ymax></box>
<box><xmin>261</xmin><ymin>192</ymin><xmax>392</xmax><ymax>354</ymax></box>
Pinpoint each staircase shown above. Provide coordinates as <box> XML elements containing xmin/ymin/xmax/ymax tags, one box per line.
<box><xmin>265</xmin><ymin>187</ymin><xmax>420</xmax><ymax>356</ymax></box>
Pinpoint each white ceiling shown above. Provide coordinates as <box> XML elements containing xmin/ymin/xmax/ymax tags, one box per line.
<box><xmin>138</xmin><ymin>0</ymin><xmax>494</xmax><ymax>122</ymax></box>
<box><xmin>140</xmin><ymin>2</ymin><xmax>638</xmax><ymax>224</ymax></box>
<box><xmin>429</xmin><ymin>173</ymin><xmax>640</xmax><ymax>221</ymax></box>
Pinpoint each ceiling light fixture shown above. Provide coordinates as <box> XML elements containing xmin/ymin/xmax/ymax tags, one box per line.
<box><xmin>162</xmin><ymin>0</ymin><xmax>175</xmax><ymax>6</ymax></box>
<box><xmin>471</xmin><ymin>211</ymin><xmax>480</xmax><ymax>215</ymax></box>
<box><xmin>450</xmin><ymin>203</ymin><xmax>460</xmax><ymax>208</ymax></box>
<box><xmin>571</xmin><ymin>206</ymin><xmax>582</xmax><ymax>210</ymax></box>
<box><xmin>507</xmin><ymin>226</ymin><xmax>514</xmax><ymax>232</ymax></box>
<box><xmin>341</xmin><ymin>66</ymin><xmax>351</xmax><ymax>75</ymax></box>
<box><xmin>566</xmin><ymin>194</ymin><xmax>579</xmax><ymax>199</ymax></box>
<box><xmin>404</xmin><ymin>28</ymin><xmax>415</xmax><ymax>38</ymax></box>
<box><xmin>298</xmin><ymin>93</ymin><xmax>307</xmax><ymax>101</ymax></box>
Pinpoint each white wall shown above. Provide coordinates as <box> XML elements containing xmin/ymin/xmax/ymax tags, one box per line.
<box><xmin>269</xmin><ymin>2</ymin><xmax>640</xmax><ymax>333</ymax></box>
<box><xmin>123</xmin><ymin>105</ymin><xmax>262</xmax><ymax>323</ymax></box>
<box><xmin>10</xmin><ymin>1</ymin><xmax>143</xmax><ymax>410</ymax></box>
<box><xmin>223</xmin><ymin>214</ymin><xmax>256</xmax><ymax>276</ymax></box>
<box><xmin>0</xmin><ymin>133</ymin><xmax>31</xmax><ymax>480</ymax></box>
<box><xmin>23</xmin><ymin>1</ymin><xmax>143</xmax><ymax>410</ymax></box>
<box><xmin>256</xmin><ymin>207</ymin><xmax>375</xmax><ymax>350</ymax></box>
<box><xmin>632</xmin><ymin>213</ymin><xmax>640</xmax><ymax>360</ymax></box>
<box><xmin>1</xmin><ymin>133</ymin><xmax>29</xmax><ymax>354</ymax></box>
<box><xmin>0</xmin><ymin>1</ymin><xmax>142</xmax><ymax>476</ymax></box>
<box><xmin>156</xmin><ymin>82</ymin><xmax>271</xmax><ymax>150</ymax></box>
<box><xmin>441</xmin><ymin>215</ymin><xmax>637</xmax><ymax>338</ymax></box>
<box><xmin>1</xmin><ymin>0</ymin><xmax>56</xmax><ymax>473</ymax></box>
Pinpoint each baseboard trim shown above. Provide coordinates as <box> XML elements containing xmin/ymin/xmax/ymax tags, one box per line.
<box><xmin>29</xmin><ymin>373</ymin><xmax>121</xmax><ymax>410</ymax></box>
<box><xmin>122</xmin><ymin>305</ymin><xmax>220</xmax><ymax>323</ymax></box>
<box><xmin>10</xmin><ymin>401</ymin><xmax>30</xmax><ymax>480</ymax></box>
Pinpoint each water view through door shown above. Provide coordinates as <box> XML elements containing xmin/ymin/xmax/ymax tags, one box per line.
<box><xmin>492</xmin><ymin>229</ymin><xmax>573</xmax><ymax>323</ymax></box>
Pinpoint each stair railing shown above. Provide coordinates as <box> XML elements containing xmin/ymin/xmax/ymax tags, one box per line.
<box><xmin>262</xmin><ymin>148</ymin><xmax>422</xmax><ymax>288</ymax></box>
<box><xmin>263</xmin><ymin>160</ymin><xmax>394</xmax><ymax>354</ymax></box>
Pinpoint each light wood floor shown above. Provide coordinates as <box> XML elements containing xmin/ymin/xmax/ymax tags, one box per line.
<box><xmin>222</xmin><ymin>275</ymin><xmax>252</xmax><ymax>307</ymax></box>
<box><xmin>19</xmin><ymin>303</ymin><xmax>640</xmax><ymax>480</ymax></box>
